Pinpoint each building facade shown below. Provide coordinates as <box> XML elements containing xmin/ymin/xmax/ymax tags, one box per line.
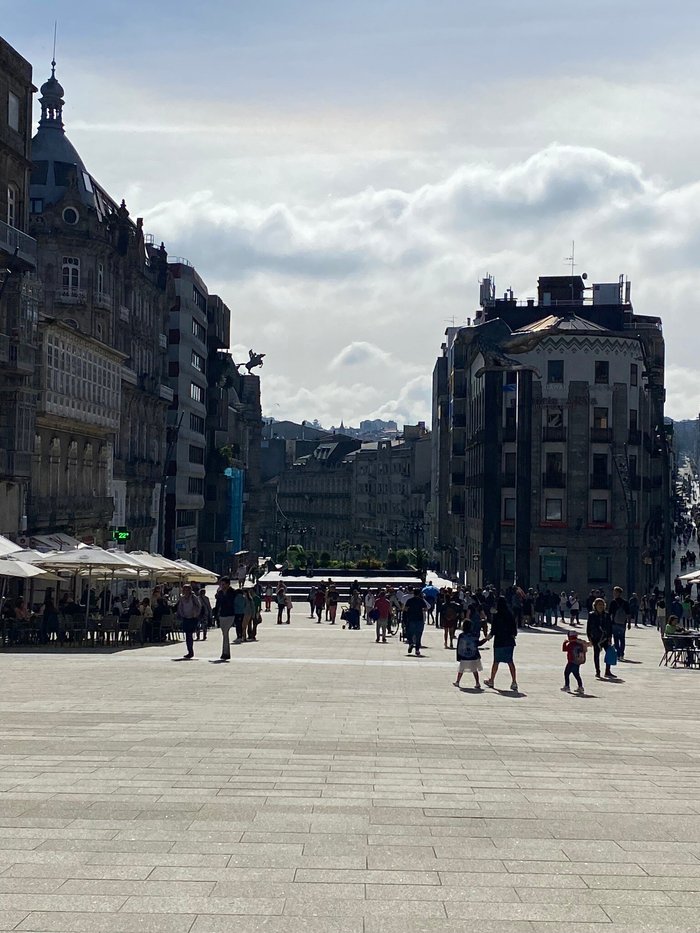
<box><xmin>433</xmin><ymin>274</ymin><xmax>666</xmax><ymax>596</ymax></box>
<box><xmin>0</xmin><ymin>37</ymin><xmax>38</xmax><ymax>537</ymax></box>
<box><xmin>27</xmin><ymin>64</ymin><xmax>169</xmax><ymax>546</ymax></box>
<box><xmin>350</xmin><ymin>424</ymin><xmax>432</xmax><ymax>558</ymax></box>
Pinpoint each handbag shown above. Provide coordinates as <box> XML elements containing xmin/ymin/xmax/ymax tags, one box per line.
<box><xmin>604</xmin><ymin>645</ymin><xmax>618</xmax><ymax>666</ymax></box>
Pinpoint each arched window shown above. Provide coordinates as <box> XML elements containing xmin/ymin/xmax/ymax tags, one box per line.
<box><xmin>62</xmin><ymin>257</ymin><xmax>80</xmax><ymax>294</ymax></box>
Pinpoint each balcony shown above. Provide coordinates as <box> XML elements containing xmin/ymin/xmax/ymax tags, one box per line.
<box><xmin>56</xmin><ymin>287</ymin><xmax>87</xmax><ymax>305</ymax></box>
<box><xmin>628</xmin><ymin>429</ymin><xmax>642</xmax><ymax>446</ymax></box>
<box><xmin>542</xmin><ymin>426</ymin><xmax>567</xmax><ymax>442</ymax></box>
<box><xmin>94</xmin><ymin>291</ymin><xmax>113</xmax><ymax>311</ymax></box>
<box><xmin>0</xmin><ymin>333</ymin><xmax>34</xmax><ymax>374</ymax></box>
<box><xmin>0</xmin><ymin>220</ymin><xmax>36</xmax><ymax>271</ymax></box>
<box><xmin>29</xmin><ymin>495</ymin><xmax>114</xmax><ymax>525</ymax></box>
<box><xmin>159</xmin><ymin>384</ymin><xmax>174</xmax><ymax>402</ymax></box>
<box><xmin>590</xmin><ymin>473</ymin><xmax>612</xmax><ymax>490</ymax></box>
<box><xmin>590</xmin><ymin>427</ymin><xmax>613</xmax><ymax>443</ymax></box>
<box><xmin>542</xmin><ymin>472</ymin><xmax>566</xmax><ymax>488</ymax></box>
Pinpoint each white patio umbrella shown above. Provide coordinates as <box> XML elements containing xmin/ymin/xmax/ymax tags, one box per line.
<box><xmin>0</xmin><ymin>558</ymin><xmax>48</xmax><ymax>616</ymax></box>
<box><xmin>35</xmin><ymin>547</ymin><xmax>145</xmax><ymax>623</ymax></box>
<box><xmin>0</xmin><ymin>535</ymin><xmax>22</xmax><ymax>558</ymax></box>
<box><xmin>173</xmin><ymin>559</ymin><xmax>219</xmax><ymax>584</ymax></box>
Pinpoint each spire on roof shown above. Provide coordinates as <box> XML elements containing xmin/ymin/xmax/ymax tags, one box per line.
<box><xmin>39</xmin><ymin>58</ymin><xmax>65</xmax><ymax>131</ymax></box>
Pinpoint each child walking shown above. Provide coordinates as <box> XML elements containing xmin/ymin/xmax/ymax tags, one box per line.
<box><xmin>453</xmin><ymin>621</ymin><xmax>488</xmax><ymax>690</ymax></box>
<box><xmin>561</xmin><ymin>630</ymin><xmax>591</xmax><ymax>694</ymax></box>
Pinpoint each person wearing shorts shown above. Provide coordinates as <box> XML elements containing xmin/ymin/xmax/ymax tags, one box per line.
<box><xmin>484</xmin><ymin>596</ymin><xmax>518</xmax><ymax>691</ymax></box>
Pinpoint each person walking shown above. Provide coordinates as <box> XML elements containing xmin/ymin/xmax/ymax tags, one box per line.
<box><xmin>307</xmin><ymin>585</ymin><xmax>317</xmax><ymax>619</ymax></box>
<box><xmin>569</xmin><ymin>593</ymin><xmax>580</xmax><ymax>626</ymax></box>
<box><xmin>453</xmin><ymin>619</ymin><xmax>488</xmax><ymax>689</ymax></box>
<box><xmin>440</xmin><ymin>590</ymin><xmax>462</xmax><ymax>650</ymax></box>
<box><xmin>586</xmin><ymin>597</ymin><xmax>614</xmax><ymax>679</ymax></box>
<box><xmin>561</xmin><ymin>630</ymin><xmax>590</xmax><ymax>694</ymax></box>
<box><xmin>327</xmin><ymin>584</ymin><xmax>339</xmax><ymax>624</ymax></box>
<box><xmin>195</xmin><ymin>586</ymin><xmax>212</xmax><ymax>641</ymax></box>
<box><xmin>314</xmin><ymin>586</ymin><xmax>325</xmax><ymax>622</ymax></box>
<box><xmin>374</xmin><ymin>589</ymin><xmax>391</xmax><ymax>643</ymax></box>
<box><xmin>609</xmin><ymin>586</ymin><xmax>630</xmax><ymax>660</ymax></box>
<box><xmin>275</xmin><ymin>585</ymin><xmax>287</xmax><ymax>624</ymax></box>
<box><xmin>264</xmin><ymin>583</ymin><xmax>273</xmax><ymax>612</ymax></box>
<box><xmin>628</xmin><ymin>592</ymin><xmax>640</xmax><ymax>628</ymax></box>
<box><xmin>175</xmin><ymin>584</ymin><xmax>201</xmax><ymax>660</ymax></box>
<box><xmin>404</xmin><ymin>587</ymin><xmax>428</xmax><ymax>656</ymax></box>
<box><xmin>484</xmin><ymin>596</ymin><xmax>518</xmax><ymax>691</ymax></box>
<box><xmin>233</xmin><ymin>586</ymin><xmax>248</xmax><ymax>641</ymax></box>
<box><xmin>214</xmin><ymin>577</ymin><xmax>237</xmax><ymax>661</ymax></box>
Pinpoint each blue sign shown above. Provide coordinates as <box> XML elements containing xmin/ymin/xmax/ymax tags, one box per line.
<box><xmin>226</xmin><ymin>467</ymin><xmax>244</xmax><ymax>553</ymax></box>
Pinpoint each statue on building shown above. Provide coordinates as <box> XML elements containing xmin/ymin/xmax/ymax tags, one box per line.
<box><xmin>244</xmin><ymin>350</ymin><xmax>266</xmax><ymax>373</ymax></box>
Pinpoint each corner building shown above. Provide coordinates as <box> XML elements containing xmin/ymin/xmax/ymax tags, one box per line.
<box><xmin>0</xmin><ymin>37</ymin><xmax>38</xmax><ymax>538</ymax></box>
<box><xmin>28</xmin><ymin>64</ymin><xmax>170</xmax><ymax>546</ymax></box>
<box><xmin>433</xmin><ymin>274</ymin><xmax>666</xmax><ymax>596</ymax></box>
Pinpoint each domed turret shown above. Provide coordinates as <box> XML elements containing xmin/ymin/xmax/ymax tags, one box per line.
<box><xmin>39</xmin><ymin>60</ymin><xmax>64</xmax><ymax>130</ymax></box>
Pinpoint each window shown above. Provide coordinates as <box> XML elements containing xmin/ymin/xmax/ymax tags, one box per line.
<box><xmin>176</xmin><ymin>509</ymin><xmax>197</xmax><ymax>527</ymax></box>
<box><xmin>189</xmin><ymin>413</ymin><xmax>205</xmax><ymax>434</ymax></box>
<box><xmin>594</xmin><ymin>360</ymin><xmax>609</xmax><ymax>384</ymax></box>
<box><xmin>190</xmin><ymin>382</ymin><xmax>204</xmax><ymax>403</ymax></box>
<box><xmin>62</xmin><ymin>256</ymin><xmax>80</xmax><ymax>292</ymax></box>
<box><xmin>192</xmin><ymin>318</ymin><xmax>206</xmax><ymax>343</ymax></box>
<box><xmin>629</xmin><ymin>454</ymin><xmax>637</xmax><ymax>479</ymax></box>
<box><xmin>187</xmin><ymin>477</ymin><xmax>204</xmax><ymax>495</ymax></box>
<box><xmin>30</xmin><ymin>198</ymin><xmax>43</xmax><ymax>213</ymax></box>
<box><xmin>591</xmin><ymin>499</ymin><xmax>608</xmax><ymax>523</ymax></box>
<box><xmin>504</xmin><ymin>406</ymin><xmax>516</xmax><ymax>429</ymax></box>
<box><xmin>539</xmin><ymin>548</ymin><xmax>567</xmax><ymax>583</ymax></box>
<box><xmin>545</xmin><ymin>451</ymin><xmax>563</xmax><ymax>475</ymax></box>
<box><xmin>546</xmin><ymin>406</ymin><xmax>563</xmax><ymax>428</ymax></box>
<box><xmin>588</xmin><ymin>550</ymin><xmax>611</xmax><ymax>583</ymax></box>
<box><xmin>6</xmin><ymin>184</ymin><xmax>17</xmax><ymax>227</ymax></box>
<box><xmin>547</xmin><ymin>360</ymin><xmax>563</xmax><ymax>384</ymax></box>
<box><xmin>593</xmin><ymin>407</ymin><xmax>608</xmax><ymax>429</ymax></box>
<box><xmin>191</xmin><ymin>350</ymin><xmax>205</xmax><ymax>373</ymax></box>
<box><xmin>630</xmin><ymin>363</ymin><xmax>638</xmax><ymax>387</ymax></box>
<box><xmin>503</xmin><ymin>497</ymin><xmax>515</xmax><ymax>521</ymax></box>
<box><xmin>629</xmin><ymin>409</ymin><xmax>638</xmax><ymax>431</ymax></box>
<box><xmin>592</xmin><ymin>453</ymin><xmax>607</xmax><ymax>473</ymax></box>
<box><xmin>97</xmin><ymin>263</ymin><xmax>104</xmax><ymax>296</ymax></box>
<box><xmin>502</xmin><ymin>551</ymin><xmax>514</xmax><ymax>580</ymax></box>
<box><xmin>7</xmin><ymin>91</ymin><xmax>19</xmax><ymax>131</ymax></box>
<box><xmin>188</xmin><ymin>444</ymin><xmax>204</xmax><ymax>464</ymax></box>
<box><xmin>192</xmin><ymin>285</ymin><xmax>207</xmax><ymax>312</ymax></box>
<box><xmin>503</xmin><ymin>451</ymin><xmax>516</xmax><ymax>474</ymax></box>
<box><xmin>168</xmin><ymin>361</ymin><xmax>179</xmax><ymax>377</ymax></box>
<box><xmin>62</xmin><ymin>207</ymin><xmax>79</xmax><ymax>225</ymax></box>
<box><xmin>545</xmin><ymin>498</ymin><xmax>563</xmax><ymax>521</ymax></box>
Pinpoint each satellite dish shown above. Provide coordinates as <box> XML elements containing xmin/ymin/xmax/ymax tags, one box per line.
<box><xmin>581</xmin><ymin>272</ymin><xmax>588</xmax><ymax>280</ymax></box>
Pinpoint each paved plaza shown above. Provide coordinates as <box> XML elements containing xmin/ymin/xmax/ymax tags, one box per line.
<box><xmin>0</xmin><ymin>609</ymin><xmax>699</xmax><ymax>933</ymax></box>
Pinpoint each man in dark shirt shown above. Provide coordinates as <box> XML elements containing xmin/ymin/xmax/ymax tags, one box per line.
<box><xmin>609</xmin><ymin>586</ymin><xmax>630</xmax><ymax>660</ymax></box>
<box><xmin>404</xmin><ymin>588</ymin><xmax>428</xmax><ymax>657</ymax></box>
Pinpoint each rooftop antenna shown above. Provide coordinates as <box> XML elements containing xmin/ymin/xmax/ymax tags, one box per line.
<box><xmin>51</xmin><ymin>21</ymin><xmax>57</xmax><ymax>75</ymax></box>
<box><xmin>564</xmin><ymin>240</ymin><xmax>576</xmax><ymax>277</ymax></box>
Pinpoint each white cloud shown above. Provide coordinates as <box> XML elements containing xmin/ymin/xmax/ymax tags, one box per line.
<box><xmin>330</xmin><ymin>342</ymin><xmax>391</xmax><ymax>368</ymax></box>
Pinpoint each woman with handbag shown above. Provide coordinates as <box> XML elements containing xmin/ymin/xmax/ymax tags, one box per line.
<box><xmin>587</xmin><ymin>597</ymin><xmax>615</xmax><ymax>679</ymax></box>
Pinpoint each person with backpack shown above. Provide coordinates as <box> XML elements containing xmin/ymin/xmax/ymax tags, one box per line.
<box><xmin>561</xmin><ymin>630</ymin><xmax>591</xmax><ymax>694</ymax></box>
<box><xmin>609</xmin><ymin>586</ymin><xmax>630</xmax><ymax>660</ymax></box>
<box><xmin>453</xmin><ymin>618</ymin><xmax>489</xmax><ymax>690</ymax></box>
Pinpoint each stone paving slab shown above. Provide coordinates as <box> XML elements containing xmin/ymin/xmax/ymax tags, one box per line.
<box><xmin>2</xmin><ymin>612</ymin><xmax>700</xmax><ymax>931</ymax></box>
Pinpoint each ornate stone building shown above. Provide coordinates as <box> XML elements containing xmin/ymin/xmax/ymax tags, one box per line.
<box><xmin>27</xmin><ymin>63</ymin><xmax>170</xmax><ymax>546</ymax></box>
<box><xmin>0</xmin><ymin>37</ymin><xmax>38</xmax><ymax>538</ymax></box>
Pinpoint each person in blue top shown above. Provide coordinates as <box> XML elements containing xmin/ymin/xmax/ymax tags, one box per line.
<box><xmin>422</xmin><ymin>581</ymin><xmax>439</xmax><ymax>624</ymax></box>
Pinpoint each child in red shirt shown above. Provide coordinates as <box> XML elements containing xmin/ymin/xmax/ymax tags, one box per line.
<box><xmin>562</xmin><ymin>631</ymin><xmax>591</xmax><ymax>694</ymax></box>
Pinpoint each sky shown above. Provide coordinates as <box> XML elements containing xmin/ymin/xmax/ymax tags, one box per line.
<box><xmin>7</xmin><ymin>0</ymin><xmax>700</xmax><ymax>426</ymax></box>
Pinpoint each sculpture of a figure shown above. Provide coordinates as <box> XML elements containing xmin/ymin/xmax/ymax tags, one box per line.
<box><xmin>245</xmin><ymin>350</ymin><xmax>266</xmax><ymax>373</ymax></box>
